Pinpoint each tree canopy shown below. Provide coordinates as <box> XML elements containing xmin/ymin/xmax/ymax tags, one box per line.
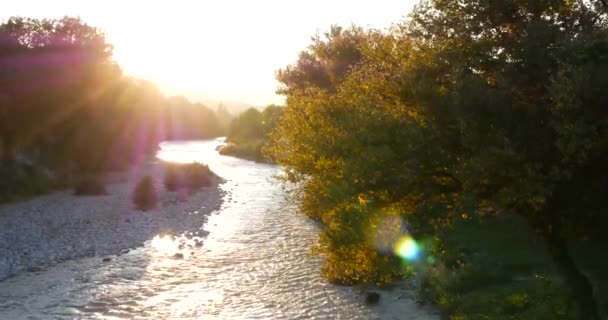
<box><xmin>0</xmin><ymin>16</ymin><xmax>222</xmax><ymax>199</ymax></box>
<box><xmin>268</xmin><ymin>1</ymin><xmax>608</xmax><ymax>318</ymax></box>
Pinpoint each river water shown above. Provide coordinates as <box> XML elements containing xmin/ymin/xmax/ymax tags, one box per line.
<box><xmin>0</xmin><ymin>139</ymin><xmax>433</xmax><ymax>320</ymax></box>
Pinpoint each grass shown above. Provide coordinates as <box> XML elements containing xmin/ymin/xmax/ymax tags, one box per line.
<box><xmin>420</xmin><ymin>215</ymin><xmax>608</xmax><ymax>319</ymax></box>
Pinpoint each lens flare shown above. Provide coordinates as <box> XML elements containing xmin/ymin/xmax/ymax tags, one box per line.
<box><xmin>393</xmin><ymin>236</ymin><xmax>421</xmax><ymax>262</ymax></box>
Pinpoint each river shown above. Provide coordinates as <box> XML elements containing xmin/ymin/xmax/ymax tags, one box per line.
<box><xmin>0</xmin><ymin>139</ymin><xmax>435</xmax><ymax>320</ymax></box>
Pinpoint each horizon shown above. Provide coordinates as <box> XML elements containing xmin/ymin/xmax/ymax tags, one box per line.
<box><xmin>2</xmin><ymin>0</ymin><xmax>416</xmax><ymax>107</ymax></box>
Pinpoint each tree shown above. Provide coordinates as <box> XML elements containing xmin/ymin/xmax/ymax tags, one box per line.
<box><xmin>269</xmin><ymin>1</ymin><xmax>608</xmax><ymax>317</ymax></box>
<box><xmin>0</xmin><ymin>16</ymin><xmax>224</xmax><ymax>198</ymax></box>
<box><xmin>0</xmin><ymin>16</ymin><xmax>115</xmax><ymax>170</ymax></box>
<box><xmin>276</xmin><ymin>25</ymin><xmax>370</xmax><ymax>94</ymax></box>
<box><xmin>227</xmin><ymin>108</ymin><xmax>264</xmax><ymax>142</ymax></box>
<box><xmin>404</xmin><ymin>2</ymin><xmax>607</xmax><ymax>317</ymax></box>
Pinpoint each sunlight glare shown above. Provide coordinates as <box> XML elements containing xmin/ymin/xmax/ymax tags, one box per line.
<box><xmin>156</xmin><ymin>148</ymin><xmax>207</xmax><ymax>164</ymax></box>
<box><xmin>151</xmin><ymin>234</ymin><xmax>177</xmax><ymax>252</ymax></box>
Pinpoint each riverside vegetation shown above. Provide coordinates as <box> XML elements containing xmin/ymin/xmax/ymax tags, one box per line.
<box><xmin>133</xmin><ymin>163</ymin><xmax>212</xmax><ymax>210</ymax></box>
<box><xmin>0</xmin><ymin>17</ymin><xmax>231</xmax><ymax>202</ymax></box>
<box><xmin>267</xmin><ymin>1</ymin><xmax>608</xmax><ymax>319</ymax></box>
<box><xmin>219</xmin><ymin>105</ymin><xmax>283</xmax><ymax>163</ymax></box>
<box><xmin>2</xmin><ymin>1</ymin><xmax>608</xmax><ymax>319</ymax></box>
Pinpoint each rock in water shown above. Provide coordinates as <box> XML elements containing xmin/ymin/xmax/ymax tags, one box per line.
<box><xmin>173</xmin><ymin>253</ymin><xmax>184</xmax><ymax>259</ymax></box>
<box><xmin>102</xmin><ymin>257</ymin><xmax>112</xmax><ymax>262</ymax></box>
<box><xmin>365</xmin><ymin>292</ymin><xmax>381</xmax><ymax>305</ymax></box>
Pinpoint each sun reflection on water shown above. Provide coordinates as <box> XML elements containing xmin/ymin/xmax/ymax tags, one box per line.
<box><xmin>151</xmin><ymin>234</ymin><xmax>178</xmax><ymax>252</ymax></box>
<box><xmin>156</xmin><ymin>140</ymin><xmax>221</xmax><ymax>164</ymax></box>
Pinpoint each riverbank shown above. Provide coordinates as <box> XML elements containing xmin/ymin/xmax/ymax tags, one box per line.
<box><xmin>0</xmin><ymin>159</ymin><xmax>223</xmax><ymax>281</ymax></box>
<box><xmin>218</xmin><ymin>140</ymin><xmax>270</xmax><ymax>163</ymax></box>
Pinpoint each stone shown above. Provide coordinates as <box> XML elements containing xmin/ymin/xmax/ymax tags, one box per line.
<box><xmin>173</xmin><ymin>253</ymin><xmax>184</xmax><ymax>259</ymax></box>
<box><xmin>102</xmin><ymin>257</ymin><xmax>112</xmax><ymax>262</ymax></box>
<box><xmin>365</xmin><ymin>292</ymin><xmax>381</xmax><ymax>305</ymax></box>
<box><xmin>25</xmin><ymin>266</ymin><xmax>42</xmax><ymax>273</ymax></box>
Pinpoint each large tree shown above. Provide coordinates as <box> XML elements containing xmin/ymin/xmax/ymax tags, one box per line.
<box><xmin>270</xmin><ymin>1</ymin><xmax>608</xmax><ymax>317</ymax></box>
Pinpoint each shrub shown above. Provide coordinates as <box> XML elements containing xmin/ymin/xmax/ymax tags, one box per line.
<box><xmin>164</xmin><ymin>165</ymin><xmax>179</xmax><ymax>191</ymax></box>
<box><xmin>73</xmin><ymin>175</ymin><xmax>107</xmax><ymax>196</ymax></box>
<box><xmin>0</xmin><ymin>164</ymin><xmax>53</xmax><ymax>202</ymax></box>
<box><xmin>162</xmin><ymin>162</ymin><xmax>212</xmax><ymax>191</ymax></box>
<box><xmin>186</xmin><ymin>162</ymin><xmax>212</xmax><ymax>189</ymax></box>
<box><xmin>133</xmin><ymin>175</ymin><xmax>157</xmax><ymax>211</ymax></box>
<box><xmin>218</xmin><ymin>141</ymin><xmax>268</xmax><ymax>163</ymax></box>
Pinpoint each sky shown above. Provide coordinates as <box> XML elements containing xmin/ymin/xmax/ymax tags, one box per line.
<box><xmin>2</xmin><ymin>0</ymin><xmax>416</xmax><ymax>106</ymax></box>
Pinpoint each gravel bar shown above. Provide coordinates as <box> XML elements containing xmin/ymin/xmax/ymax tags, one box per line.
<box><xmin>0</xmin><ymin>160</ymin><xmax>223</xmax><ymax>281</ymax></box>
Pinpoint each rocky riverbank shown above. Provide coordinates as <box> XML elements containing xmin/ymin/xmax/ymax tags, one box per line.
<box><xmin>0</xmin><ymin>160</ymin><xmax>223</xmax><ymax>281</ymax></box>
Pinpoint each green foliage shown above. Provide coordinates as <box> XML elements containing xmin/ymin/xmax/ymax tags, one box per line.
<box><xmin>269</xmin><ymin>1</ymin><xmax>608</xmax><ymax>318</ymax></box>
<box><xmin>316</xmin><ymin>203</ymin><xmax>411</xmax><ymax>285</ymax></box>
<box><xmin>0</xmin><ymin>164</ymin><xmax>53</xmax><ymax>202</ymax></box>
<box><xmin>417</xmin><ymin>217</ymin><xmax>596</xmax><ymax>320</ymax></box>
<box><xmin>227</xmin><ymin>108</ymin><xmax>264</xmax><ymax>142</ymax></box>
<box><xmin>222</xmin><ymin>105</ymin><xmax>284</xmax><ymax>163</ymax></box>
<box><xmin>133</xmin><ymin>175</ymin><xmax>157</xmax><ymax>211</ymax></box>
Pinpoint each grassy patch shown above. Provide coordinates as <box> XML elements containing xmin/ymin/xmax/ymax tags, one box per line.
<box><xmin>420</xmin><ymin>216</ymin><xmax>607</xmax><ymax>319</ymax></box>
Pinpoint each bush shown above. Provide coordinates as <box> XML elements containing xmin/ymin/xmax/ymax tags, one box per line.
<box><xmin>164</xmin><ymin>165</ymin><xmax>179</xmax><ymax>191</ymax></box>
<box><xmin>186</xmin><ymin>162</ymin><xmax>212</xmax><ymax>189</ymax></box>
<box><xmin>133</xmin><ymin>175</ymin><xmax>157</xmax><ymax>211</ymax></box>
<box><xmin>162</xmin><ymin>162</ymin><xmax>212</xmax><ymax>191</ymax></box>
<box><xmin>0</xmin><ymin>164</ymin><xmax>53</xmax><ymax>202</ymax></box>
<box><xmin>218</xmin><ymin>141</ymin><xmax>268</xmax><ymax>163</ymax></box>
<box><xmin>73</xmin><ymin>175</ymin><xmax>107</xmax><ymax>196</ymax></box>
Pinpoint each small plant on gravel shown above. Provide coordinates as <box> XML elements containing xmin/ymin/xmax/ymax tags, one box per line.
<box><xmin>186</xmin><ymin>162</ymin><xmax>212</xmax><ymax>189</ymax></box>
<box><xmin>164</xmin><ymin>165</ymin><xmax>179</xmax><ymax>191</ymax></box>
<box><xmin>73</xmin><ymin>175</ymin><xmax>107</xmax><ymax>196</ymax></box>
<box><xmin>162</xmin><ymin>162</ymin><xmax>212</xmax><ymax>191</ymax></box>
<box><xmin>133</xmin><ymin>175</ymin><xmax>157</xmax><ymax>211</ymax></box>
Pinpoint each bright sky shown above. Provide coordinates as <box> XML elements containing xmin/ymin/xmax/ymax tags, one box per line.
<box><xmin>2</xmin><ymin>1</ymin><xmax>416</xmax><ymax>106</ymax></box>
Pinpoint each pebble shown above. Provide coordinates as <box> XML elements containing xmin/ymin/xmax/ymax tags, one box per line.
<box><xmin>0</xmin><ymin>164</ymin><xmax>221</xmax><ymax>281</ymax></box>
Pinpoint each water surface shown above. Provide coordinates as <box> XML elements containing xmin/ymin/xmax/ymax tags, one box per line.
<box><xmin>0</xmin><ymin>139</ymin><xmax>407</xmax><ymax>319</ymax></box>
